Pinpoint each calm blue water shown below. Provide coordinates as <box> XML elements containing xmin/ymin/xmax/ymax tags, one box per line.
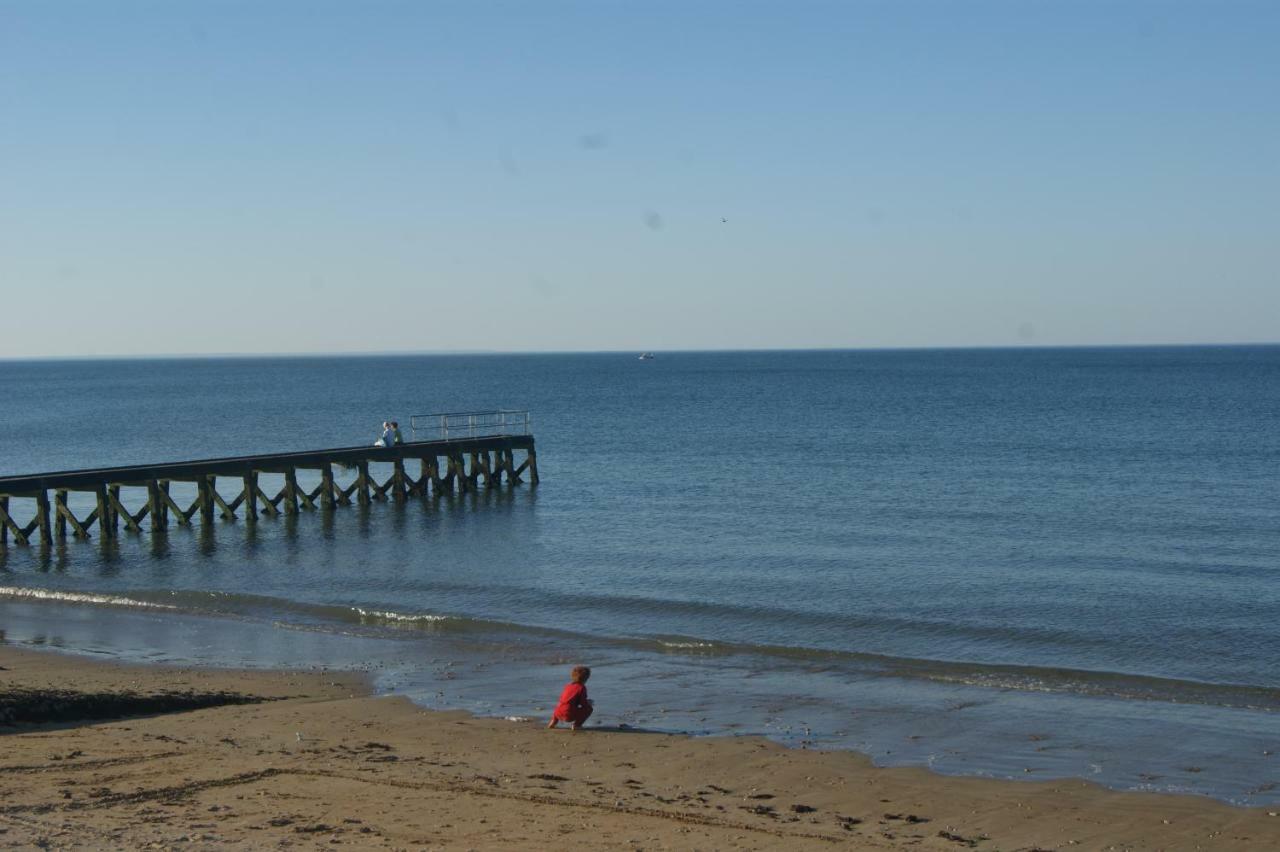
<box><xmin>2</xmin><ymin>348</ymin><xmax>1278</xmax><ymax>803</ymax></box>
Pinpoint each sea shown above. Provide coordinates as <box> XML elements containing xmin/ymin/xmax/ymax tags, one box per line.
<box><xmin>1</xmin><ymin>347</ymin><xmax>1277</xmax><ymax>805</ymax></box>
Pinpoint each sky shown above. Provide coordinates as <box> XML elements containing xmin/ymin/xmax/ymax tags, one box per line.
<box><xmin>1</xmin><ymin>0</ymin><xmax>1277</xmax><ymax>358</ymax></box>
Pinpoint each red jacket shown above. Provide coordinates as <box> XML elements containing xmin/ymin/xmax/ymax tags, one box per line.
<box><xmin>554</xmin><ymin>682</ymin><xmax>589</xmax><ymax>720</ymax></box>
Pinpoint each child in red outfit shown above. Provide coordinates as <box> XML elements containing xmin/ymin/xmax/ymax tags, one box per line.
<box><xmin>547</xmin><ymin>665</ymin><xmax>594</xmax><ymax>730</ymax></box>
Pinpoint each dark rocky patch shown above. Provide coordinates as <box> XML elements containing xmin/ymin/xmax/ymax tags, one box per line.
<box><xmin>938</xmin><ymin>829</ymin><xmax>980</xmax><ymax>846</ymax></box>
<box><xmin>294</xmin><ymin>823</ymin><xmax>335</xmax><ymax>834</ymax></box>
<box><xmin>740</xmin><ymin>804</ymin><xmax>776</xmax><ymax>816</ymax></box>
<box><xmin>0</xmin><ymin>688</ymin><xmax>268</xmax><ymax>727</ymax></box>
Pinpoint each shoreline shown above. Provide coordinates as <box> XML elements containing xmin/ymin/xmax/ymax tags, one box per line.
<box><xmin>3</xmin><ymin>591</ymin><xmax>1279</xmax><ymax>809</ymax></box>
<box><xmin>2</xmin><ymin>645</ymin><xmax>1278</xmax><ymax>849</ymax></box>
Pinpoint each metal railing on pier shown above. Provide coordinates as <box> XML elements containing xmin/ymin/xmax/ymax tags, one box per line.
<box><xmin>408</xmin><ymin>410</ymin><xmax>531</xmax><ymax>442</ymax></box>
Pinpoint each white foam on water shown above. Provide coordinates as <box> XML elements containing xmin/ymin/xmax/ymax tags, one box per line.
<box><xmin>0</xmin><ymin>586</ymin><xmax>179</xmax><ymax>611</ymax></box>
<box><xmin>354</xmin><ymin>607</ymin><xmax>451</xmax><ymax>623</ymax></box>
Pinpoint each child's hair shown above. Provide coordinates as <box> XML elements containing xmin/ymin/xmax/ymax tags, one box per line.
<box><xmin>570</xmin><ymin>665</ymin><xmax>591</xmax><ymax>684</ymax></box>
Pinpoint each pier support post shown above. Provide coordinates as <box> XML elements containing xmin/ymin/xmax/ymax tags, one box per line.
<box><xmin>54</xmin><ymin>490</ymin><xmax>68</xmax><ymax>538</ymax></box>
<box><xmin>158</xmin><ymin>481</ymin><xmax>171</xmax><ymax>526</ymax></box>
<box><xmin>356</xmin><ymin>462</ymin><xmax>371</xmax><ymax>506</ymax></box>
<box><xmin>527</xmin><ymin>447</ymin><xmax>540</xmax><ymax>486</ymax></box>
<box><xmin>108</xmin><ymin>486</ymin><xmax>121</xmax><ymax>533</ymax></box>
<box><xmin>320</xmin><ymin>464</ymin><xmax>335</xmax><ymax>509</ymax></box>
<box><xmin>422</xmin><ymin>457</ymin><xmax>433</xmax><ymax>496</ymax></box>
<box><xmin>147</xmin><ymin>481</ymin><xmax>164</xmax><ymax>530</ymax></box>
<box><xmin>244</xmin><ymin>473</ymin><xmax>259</xmax><ymax>520</ymax></box>
<box><xmin>452</xmin><ymin>452</ymin><xmax>467</xmax><ymax>494</ymax></box>
<box><xmin>392</xmin><ymin>459</ymin><xmax>407</xmax><ymax>502</ymax></box>
<box><xmin>284</xmin><ymin>468</ymin><xmax>299</xmax><ymax>514</ymax></box>
<box><xmin>0</xmin><ymin>496</ymin><xmax>28</xmax><ymax>546</ymax></box>
<box><xmin>36</xmin><ymin>490</ymin><xmax>52</xmax><ymax>545</ymax></box>
<box><xmin>434</xmin><ymin>456</ymin><xmax>450</xmax><ymax>495</ymax></box>
<box><xmin>94</xmin><ymin>485</ymin><xmax>113</xmax><ymax>540</ymax></box>
<box><xmin>198</xmin><ymin>477</ymin><xmax>215</xmax><ymax>524</ymax></box>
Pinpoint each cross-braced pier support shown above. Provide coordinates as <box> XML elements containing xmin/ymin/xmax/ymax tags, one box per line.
<box><xmin>0</xmin><ymin>434</ymin><xmax>538</xmax><ymax>548</ymax></box>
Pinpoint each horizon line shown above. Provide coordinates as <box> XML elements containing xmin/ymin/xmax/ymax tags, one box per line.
<box><xmin>2</xmin><ymin>340</ymin><xmax>1279</xmax><ymax>363</ymax></box>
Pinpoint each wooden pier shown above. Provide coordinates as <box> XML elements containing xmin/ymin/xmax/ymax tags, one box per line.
<box><xmin>0</xmin><ymin>410</ymin><xmax>538</xmax><ymax>547</ymax></box>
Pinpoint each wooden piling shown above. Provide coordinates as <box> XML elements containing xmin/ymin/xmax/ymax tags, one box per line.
<box><xmin>356</xmin><ymin>462</ymin><xmax>371</xmax><ymax>506</ymax></box>
<box><xmin>320</xmin><ymin>464</ymin><xmax>335</xmax><ymax>509</ymax></box>
<box><xmin>35</xmin><ymin>490</ymin><xmax>52</xmax><ymax>545</ymax></box>
<box><xmin>54</xmin><ymin>490</ymin><xmax>68</xmax><ymax>538</ymax></box>
<box><xmin>0</xmin><ymin>496</ymin><xmax>30</xmax><ymax>546</ymax></box>
<box><xmin>450</xmin><ymin>452</ymin><xmax>466</xmax><ymax>494</ymax></box>
<box><xmin>244</xmin><ymin>473</ymin><xmax>259</xmax><ymax>520</ymax></box>
<box><xmin>93</xmin><ymin>485</ymin><xmax>112</xmax><ymax>540</ymax></box>
<box><xmin>392</xmin><ymin>459</ymin><xmax>407</xmax><ymax>502</ymax></box>
<box><xmin>436</xmin><ymin>455</ymin><xmax>452</xmax><ymax>494</ymax></box>
<box><xmin>284</xmin><ymin>468</ymin><xmax>299</xmax><ymax>514</ymax></box>
<box><xmin>158</xmin><ymin>481</ymin><xmax>171</xmax><ymax>526</ymax></box>
<box><xmin>108</xmin><ymin>483</ymin><xmax>122</xmax><ymax>532</ymax></box>
<box><xmin>422</xmin><ymin>457</ymin><xmax>437</xmax><ymax>498</ymax></box>
<box><xmin>147</xmin><ymin>481</ymin><xmax>163</xmax><ymax>530</ymax></box>
<box><xmin>492</xmin><ymin>450</ymin><xmax>506</xmax><ymax>486</ymax></box>
<box><xmin>527</xmin><ymin>447</ymin><xmax>540</xmax><ymax>485</ymax></box>
<box><xmin>198</xmin><ymin>477</ymin><xmax>215</xmax><ymax>524</ymax></box>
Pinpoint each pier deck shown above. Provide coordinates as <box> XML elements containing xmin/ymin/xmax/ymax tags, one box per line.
<box><xmin>0</xmin><ymin>411</ymin><xmax>537</xmax><ymax>547</ymax></box>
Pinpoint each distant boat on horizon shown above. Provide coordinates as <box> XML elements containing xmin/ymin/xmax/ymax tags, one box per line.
<box><xmin>638</xmin><ymin>352</ymin><xmax>655</xmax><ymax>361</ymax></box>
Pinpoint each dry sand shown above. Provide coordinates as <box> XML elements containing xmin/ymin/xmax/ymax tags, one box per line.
<box><xmin>1</xmin><ymin>645</ymin><xmax>1276</xmax><ymax>850</ymax></box>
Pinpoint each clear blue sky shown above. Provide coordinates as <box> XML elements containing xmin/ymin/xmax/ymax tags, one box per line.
<box><xmin>2</xmin><ymin>0</ymin><xmax>1276</xmax><ymax>357</ymax></box>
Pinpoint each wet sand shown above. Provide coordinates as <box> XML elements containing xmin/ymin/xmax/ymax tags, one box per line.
<box><xmin>1</xmin><ymin>645</ymin><xmax>1277</xmax><ymax>850</ymax></box>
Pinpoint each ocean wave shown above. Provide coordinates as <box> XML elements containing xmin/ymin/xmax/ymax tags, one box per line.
<box><xmin>599</xmin><ymin>634</ymin><xmax>1280</xmax><ymax>711</ymax></box>
<box><xmin>4</xmin><ymin>583</ymin><xmax>1278</xmax><ymax>711</ymax></box>
<box><xmin>0</xmin><ymin>585</ymin><xmax>483</xmax><ymax>637</ymax></box>
<box><xmin>0</xmin><ymin>586</ymin><xmax>180</xmax><ymax>611</ymax></box>
<box><xmin>353</xmin><ymin>608</ymin><xmax>452</xmax><ymax>625</ymax></box>
<box><xmin>649</xmin><ymin>635</ymin><xmax>726</xmax><ymax>653</ymax></box>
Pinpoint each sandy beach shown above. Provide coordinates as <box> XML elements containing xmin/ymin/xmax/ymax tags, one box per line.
<box><xmin>0</xmin><ymin>646</ymin><xmax>1275</xmax><ymax>850</ymax></box>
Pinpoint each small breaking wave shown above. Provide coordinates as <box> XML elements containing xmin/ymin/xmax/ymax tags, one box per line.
<box><xmin>5</xmin><ymin>583</ymin><xmax>1279</xmax><ymax>712</ymax></box>
<box><xmin>353</xmin><ymin>608</ymin><xmax>453</xmax><ymax>626</ymax></box>
<box><xmin>0</xmin><ymin>585</ymin><xmax>479</xmax><ymax>638</ymax></box>
<box><xmin>649</xmin><ymin>635</ymin><xmax>726</xmax><ymax>654</ymax></box>
<box><xmin>0</xmin><ymin>586</ymin><xmax>180</xmax><ymax>611</ymax></box>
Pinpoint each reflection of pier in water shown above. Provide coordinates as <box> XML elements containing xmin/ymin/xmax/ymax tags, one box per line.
<box><xmin>0</xmin><ymin>410</ymin><xmax>537</xmax><ymax>547</ymax></box>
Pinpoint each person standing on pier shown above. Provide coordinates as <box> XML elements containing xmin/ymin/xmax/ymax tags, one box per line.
<box><xmin>391</xmin><ymin>422</ymin><xmax>404</xmax><ymax>445</ymax></box>
<box><xmin>374</xmin><ymin>421</ymin><xmax>393</xmax><ymax>447</ymax></box>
